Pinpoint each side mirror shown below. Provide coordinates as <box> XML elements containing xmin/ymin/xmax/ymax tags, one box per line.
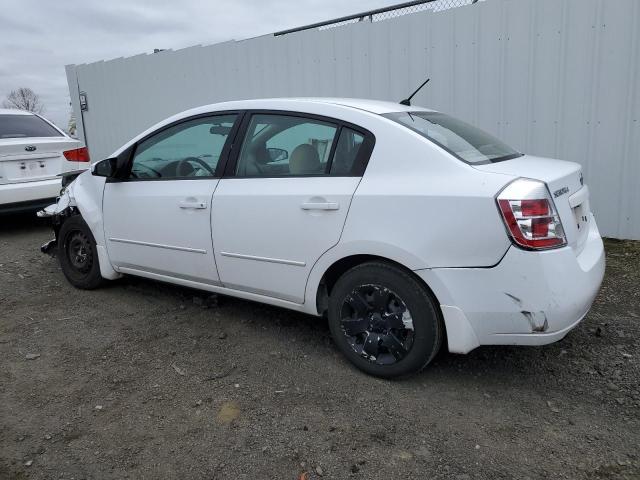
<box><xmin>267</xmin><ymin>147</ymin><xmax>288</xmax><ymax>162</ymax></box>
<box><xmin>92</xmin><ymin>158</ymin><xmax>117</xmax><ymax>177</ymax></box>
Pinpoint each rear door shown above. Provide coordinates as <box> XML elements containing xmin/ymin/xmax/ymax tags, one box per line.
<box><xmin>0</xmin><ymin>113</ymin><xmax>79</xmax><ymax>186</ymax></box>
<box><xmin>102</xmin><ymin>113</ymin><xmax>239</xmax><ymax>284</ymax></box>
<box><xmin>211</xmin><ymin>111</ymin><xmax>374</xmax><ymax>303</ymax></box>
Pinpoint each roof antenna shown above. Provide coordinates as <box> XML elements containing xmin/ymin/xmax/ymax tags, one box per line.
<box><xmin>400</xmin><ymin>77</ymin><xmax>430</xmax><ymax>106</ymax></box>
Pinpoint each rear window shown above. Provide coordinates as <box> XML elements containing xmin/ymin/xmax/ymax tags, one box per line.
<box><xmin>383</xmin><ymin>111</ymin><xmax>522</xmax><ymax>164</ymax></box>
<box><xmin>0</xmin><ymin>114</ymin><xmax>62</xmax><ymax>139</ymax></box>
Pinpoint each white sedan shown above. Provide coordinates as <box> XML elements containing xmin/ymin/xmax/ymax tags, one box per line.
<box><xmin>0</xmin><ymin>108</ymin><xmax>89</xmax><ymax>214</ymax></box>
<box><xmin>40</xmin><ymin>98</ymin><xmax>605</xmax><ymax>377</ymax></box>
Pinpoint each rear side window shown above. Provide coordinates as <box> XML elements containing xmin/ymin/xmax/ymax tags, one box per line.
<box><xmin>383</xmin><ymin>111</ymin><xmax>522</xmax><ymax>164</ymax></box>
<box><xmin>0</xmin><ymin>114</ymin><xmax>62</xmax><ymax>138</ymax></box>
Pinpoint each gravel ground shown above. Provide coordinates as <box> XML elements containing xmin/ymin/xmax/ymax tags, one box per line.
<box><xmin>1</xmin><ymin>214</ymin><xmax>639</xmax><ymax>480</ymax></box>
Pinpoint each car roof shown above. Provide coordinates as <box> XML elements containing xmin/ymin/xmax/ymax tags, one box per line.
<box><xmin>280</xmin><ymin>98</ymin><xmax>435</xmax><ymax>114</ymax></box>
<box><xmin>189</xmin><ymin>98</ymin><xmax>435</xmax><ymax>115</ymax></box>
<box><xmin>0</xmin><ymin>108</ymin><xmax>34</xmax><ymax>116</ymax></box>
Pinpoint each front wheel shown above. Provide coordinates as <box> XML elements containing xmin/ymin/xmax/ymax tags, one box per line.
<box><xmin>57</xmin><ymin>215</ymin><xmax>104</xmax><ymax>289</ymax></box>
<box><xmin>328</xmin><ymin>262</ymin><xmax>443</xmax><ymax>378</ymax></box>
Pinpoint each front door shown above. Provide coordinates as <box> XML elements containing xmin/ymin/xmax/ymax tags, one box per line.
<box><xmin>103</xmin><ymin>113</ymin><xmax>238</xmax><ymax>284</ymax></box>
<box><xmin>212</xmin><ymin>112</ymin><xmax>372</xmax><ymax>303</ymax></box>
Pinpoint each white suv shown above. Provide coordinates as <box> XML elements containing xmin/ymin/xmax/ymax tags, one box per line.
<box><xmin>0</xmin><ymin>109</ymin><xmax>88</xmax><ymax>214</ymax></box>
<box><xmin>40</xmin><ymin>98</ymin><xmax>605</xmax><ymax>377</ymax></box>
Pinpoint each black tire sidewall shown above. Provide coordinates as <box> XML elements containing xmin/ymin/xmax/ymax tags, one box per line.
<box><xmin>57</xmin><ymin>215</ymin><xmax>103</xmax><ymax>289</ymax></box>
<box><xmin>328</xmin><ymin>262</ymin><xmax>442</xmax><ymax>378</ymax></box>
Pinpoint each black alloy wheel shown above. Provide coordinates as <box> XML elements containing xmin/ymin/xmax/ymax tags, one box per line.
<box><xmin>328</xmin><ymin>261</ymin><xmax>443</xmax><ymax>378</ymax></box>
<box><xmin>340</xmin><ymin>284</ymin><xmax>415</xmax><ymax>365</ymax></box>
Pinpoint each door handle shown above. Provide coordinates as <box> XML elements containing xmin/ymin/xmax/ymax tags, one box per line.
<box><xmin>300</xmin><ymin>201</ymin><xmax>340</xmax><ymax>211</ymax></box>
<box><xmin>178</xmin><ymin>200</ymin><xmax>207</xmax><ymax>209</ymax></box>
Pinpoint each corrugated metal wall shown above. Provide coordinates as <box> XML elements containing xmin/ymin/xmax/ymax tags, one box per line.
<box><xmin>67</xmin><ymin>0</ymin><xmax>640</xmax><ymax>239</ymax></box>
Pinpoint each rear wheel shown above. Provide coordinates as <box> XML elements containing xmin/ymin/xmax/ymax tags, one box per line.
<box><xmin>58</xmin><ymin>215</ymin><xmax>104</xmax><ymax>289</ymax></box>
<box><xmin>328</xmin><ymin>262</ymin><xmax>443</xmax><ymax>378</ymax></box>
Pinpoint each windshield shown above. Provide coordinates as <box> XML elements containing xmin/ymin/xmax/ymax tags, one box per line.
<box><xmin>0</xmin><ymin>114</ymin><xmax>62</xmax><ymax>139</ymax></box>
<box><xmin>383</xmin><ymin>111</ymin><xmax>522</xmax><ymax>164</ymax></box>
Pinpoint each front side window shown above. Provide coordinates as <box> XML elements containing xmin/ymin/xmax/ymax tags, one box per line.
<box><xmin>130</xmin><ymin>114</ymin><xmax>236</xmax><ymax>179</ymax></box>
<box><xmin>235</xmin><ymin>114</ymin><xmax>338</xmax><ymax>177</ymax></box>
<box><xmin>0</xmin><ymin>114</ymin><xmax>62</xmax><ymax>138</ymax></box>
<box><xmin>383</xmin><ymin>111</ymin><xmax>522</xmax><ymax>164</ymax></box>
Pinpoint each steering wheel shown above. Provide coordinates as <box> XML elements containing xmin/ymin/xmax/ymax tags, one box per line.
<box><xmin>176</xmin><ymin>157</ymin><xmax>216</xmax><ymax>177</ymax></box>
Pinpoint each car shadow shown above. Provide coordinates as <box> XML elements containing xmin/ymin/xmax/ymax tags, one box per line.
<box><xmin>0</xmin><ymin>211</ymin><xmax>51</xmax><ymax>235</ymax></box>
<box><xmin>116</xmin><ymin>273</ymin><xmax>583</xmax><ymax>385</ymax></box>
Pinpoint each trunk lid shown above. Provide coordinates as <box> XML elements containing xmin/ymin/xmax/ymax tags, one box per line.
<box><xmin>474</xmin><ymin>155</ymin><xmax>590</xmax><ymax>255</ymax></box>
<box><xmin>0</xmin><ymin>137</ymin><xmax>80</xmax><ymax>185</ymax></box>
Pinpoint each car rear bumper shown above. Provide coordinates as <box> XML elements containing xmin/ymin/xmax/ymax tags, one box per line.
<box><xmin>0</xmin><ymin>197</ymin><xmax>58</xmax><ymax>214</ymax></box>
<box><xmin>416</xmin><ymin>214</ymin><xmax>605</xmax><ymax>353</ymax></box>
<box><xmin>0</xmin><ymin>178</ymin><xmax>61</xmax><ymax>213</ymax></box>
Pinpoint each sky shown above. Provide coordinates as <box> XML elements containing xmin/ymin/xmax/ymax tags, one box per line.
<box><xmin>0</xmin><ymin>0</ymin><xmax>402</xmax><ymax>130</ymax></box>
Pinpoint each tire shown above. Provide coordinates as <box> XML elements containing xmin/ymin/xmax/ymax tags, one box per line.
<box><xmin>328</xmin><ymin>261</ymin><xmax>443</xmax><ymax>378</ymax></box>
<box><xmin>57</xmin><ymin>215</ymin><xmax>104</xmax><ymax>289</ymax></box>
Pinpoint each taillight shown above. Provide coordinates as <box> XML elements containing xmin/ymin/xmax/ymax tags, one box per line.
<box><xmin>497</xmin><ymin>178</ymin><xmax>566</xmax><ymax>250</ymax></box>
<box><xmin>63</xmin><ymin>147</ymin><xmax>90</xmax><ymax>162</ymax></box>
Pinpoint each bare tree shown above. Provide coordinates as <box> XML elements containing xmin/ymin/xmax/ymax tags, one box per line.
<box><xmin>2</xmin><ymin>87</ymin><xmax>45</xmax><ymax>114</ymax></box>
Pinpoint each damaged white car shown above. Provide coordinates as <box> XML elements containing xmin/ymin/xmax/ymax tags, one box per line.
<box><xmin>40</xmin><ymin>98</ymin><xmax>605</xmax><ymax>378</ymax></box>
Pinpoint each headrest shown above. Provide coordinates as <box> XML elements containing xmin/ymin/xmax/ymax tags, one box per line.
<box><xmin>289</xmin><ymin>143</ymin><xmax>321</xmax><ymax>175</ymax></box>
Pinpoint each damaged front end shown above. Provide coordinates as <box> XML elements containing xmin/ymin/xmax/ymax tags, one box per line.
<box><xmin>37</xmin><ymin>170</ymin><xmax>84</xmax><ymax>256</ymax></box>
<box><xmin>40</xmin><ymin>238</ymin><xmax>58</xmax><ymax>255</ymax></box>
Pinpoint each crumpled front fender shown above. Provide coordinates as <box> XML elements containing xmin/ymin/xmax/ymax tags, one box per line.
<box><xmin>37</xmin><ymin>184</ymin><xmax>77</xmax><ymax>255</ymax></box>
<box><xmin>37</xmin><ymin>171</ymin><xmax>121</xmax><ymax>280</ymax></box>
<box><xmin>37</xmin><ymin>184</ymin><xmax>75</xmax><ymax>218</ymax></box>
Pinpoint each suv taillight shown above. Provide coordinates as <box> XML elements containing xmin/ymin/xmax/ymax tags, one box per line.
<box><xmin>63</xmin><ymin>147</ymin><xmax>90</xmax><ymax>162</ymax></box>
<box><xmin>497</xmin><ymin>178</ymin><xmax>566</xmax><ymax>250</ymax></box>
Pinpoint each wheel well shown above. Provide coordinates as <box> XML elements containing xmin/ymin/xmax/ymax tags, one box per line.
<box><xmin>315</xmin><ymin>254</ymin><xmax>440</xmax><ymax>316</ymax></box>
<box><xmin>52</xmin><ymin>206</ymin><xmax>80</xmax><ymax>238</ymax></box>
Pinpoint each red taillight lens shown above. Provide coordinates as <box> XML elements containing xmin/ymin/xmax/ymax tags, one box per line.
<box><xmin>497</xmin><ymin>179</ymin><xmax>566</xmax><ymax>250</ymax></box>
<box><xmin>63</xmin><ymin>147</ymin><xmax>90</xmax><ymax>163</ymax></box>
<box><xmin>520</xmin><ymin>199</ymin><xmax>549</xmax><ymax>217</ymax></box>
<box><xmin>531</xmin><ymin>217</ymin><xmax>550</xmax><ymax>238</ymax></box>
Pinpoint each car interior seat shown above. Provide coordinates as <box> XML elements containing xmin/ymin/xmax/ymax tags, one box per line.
<box><xmin>289</xmin><ymin>143</ymin><xmax>321</xmax><ymax>175</ymax></box>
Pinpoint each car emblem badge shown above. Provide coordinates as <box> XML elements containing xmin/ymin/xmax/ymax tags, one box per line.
<box><xmin>579</xmin><ymin>172</ymin><xmax>584</xmax><ymax>186</ymax></box>
<box><xmin>553</xmin><ymin>186</ymin><xmax>569</xmax><ymax>198</ymax></box>
<box><xmin>25</xmin><ymin>145</ymin><xmax>37</xmax><ymax>152</ymax></box>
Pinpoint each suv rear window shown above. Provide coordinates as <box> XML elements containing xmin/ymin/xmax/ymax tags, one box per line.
<box><xmin>383</xmin><ymin>111</ymin><xmax>522</xmax><ymax>164</ymax></box>
<box><xmin>0</xmin><ymin>114</ymin><xmax>62</xmax><ymax>139</ymax></box>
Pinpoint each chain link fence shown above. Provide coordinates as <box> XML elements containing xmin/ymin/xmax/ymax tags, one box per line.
<box><xmin>320</xmin><ymin>0</ymin><xmax>480</xmax><ymax>30</ymax></box>
<box><xmin>275</xmin><ymin>0</ymin><xmax>484</xmax><ymax>35</ymax></box>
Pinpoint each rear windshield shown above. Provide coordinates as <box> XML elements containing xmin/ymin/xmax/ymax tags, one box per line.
<box><xmin>383</xmin><ymin>111</ymin><xmax>522</xmax><ymax>164</ymax></box>
<box><xmin>0</xmin><ymin>114</ymin><xmax>62</xmax><ymax>139</ymax></box>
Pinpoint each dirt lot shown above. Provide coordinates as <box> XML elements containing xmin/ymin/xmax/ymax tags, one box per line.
<box><xmin>1</xmin><ymin>215</ymin><xmax>639</xmax><ymax>480</ymax></box>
